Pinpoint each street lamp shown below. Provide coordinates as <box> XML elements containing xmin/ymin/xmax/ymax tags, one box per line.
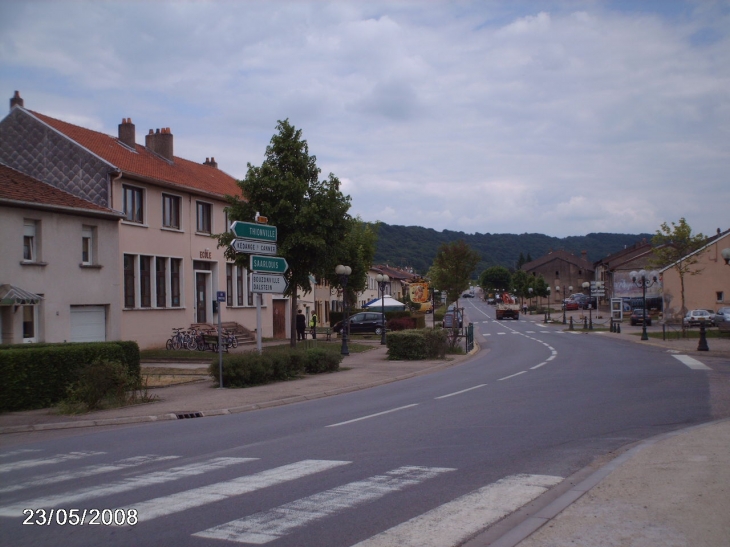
<box><xmin>630</xmin><ymin>269</ymin><xmax>658</xmax><ymax>341</ymax></box>
<box><xmin>336</xmin><ymin>264</ymin><xmax>352</xmax><ymax>355</ymax></box>
<box><xmin>546</xmin><ymin>286</ymin><xmax>551</xmax><ymax>321</ymax></box>
<box><xmin>528</xmin><ymin>287</ymin><xmax>533</xmax><ymax>314</ymax></box>
<box><xmin>581</xmin><ymin>281</ymin><xmax>594</xmax><ymax>330</ymax></box>
<box><xmin>375</xmin><ymin>273</ymin><xmax>390</xmax><ymax>345</ymax></box>
<box><xmin>722</xmin><ymin>247</ymin><xmax>730</xmax><ymax>265</ymax></box>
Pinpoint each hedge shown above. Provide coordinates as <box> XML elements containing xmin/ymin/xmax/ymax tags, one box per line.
<box><xmin>0</xmin><ymin>341</ymin><xmax>141</xmax><ymax>412</ymax></box>
<box><xmin>386</xmin><ymin>329</ymin><xmax>448</xmax><ymax>360</ymax></box>
<box><xmin>210</xmin><ymin>347</ymin><xmax>342</xmax><ymax>388</ymax></box>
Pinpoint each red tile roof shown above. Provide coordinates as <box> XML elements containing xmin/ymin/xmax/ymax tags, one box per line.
<box><xmin>29</xmin><ymin>110</ymin><xmax>241</xmax><ymax>198</ymax></box>
<box><xmin>0</xmin><ymin>162</ymin><xmax>120</xmax><ymax>215</ymax></box>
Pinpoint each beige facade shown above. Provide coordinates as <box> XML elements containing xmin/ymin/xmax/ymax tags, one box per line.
<box><xmin>0</xmin><ymin>202</ymin><xmax>122</xmax><ymax>345</ymax></box>
<box><xmin>660</xmin><ymin>231</ymin><xmax>730</xmax><ymax>319</ymax></box>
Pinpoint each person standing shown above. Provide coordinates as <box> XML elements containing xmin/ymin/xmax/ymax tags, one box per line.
<box><xmin>296</xmin><ymin>309</ymin><xmax>306</xmax><ymax>340</ymax></box>
<box><xmin>310</xmin><ymin>312</ymin><xmax>318</xmax><ymax>339</ymax></box>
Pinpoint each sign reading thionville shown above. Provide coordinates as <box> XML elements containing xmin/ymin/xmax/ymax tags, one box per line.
<box><xmin>230</xmin><ymin>221</ymin><xmax>277</xmax><ymax>242</ymax></box>
<box><xmin>251</xmin><ymin>273</ymin><xmax>287</xmax><ymax>294</ymax></box>
<box><xmin>231</xmin><ymin>239</ymin><xmax>277</xmax><ymax>255</ymax></box>
<box><xmin>250</xmin><ymin>255</ymin><xmax>288</xmax><ymax>274</ymax></box>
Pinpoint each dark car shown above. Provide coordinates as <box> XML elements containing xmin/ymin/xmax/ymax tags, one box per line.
<box><xmin>630</xmin><ymin>308</ymin><xmax>652</xmax><ymax>326</ymax></box>
<box><xmin>442</xmin><ymin>310</ymin><xmax>463</xmax><ymax>328</ymax></box>
<box><xmin>332</xmin><ymin>312</ymin><xmax>386</xmax><ymax>335</ymax></box>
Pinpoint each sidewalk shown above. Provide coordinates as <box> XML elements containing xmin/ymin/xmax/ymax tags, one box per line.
<box><xmin>1</xmin><ymin>332</ymin><xmax>728</xmax><ymax>546</ymax></box>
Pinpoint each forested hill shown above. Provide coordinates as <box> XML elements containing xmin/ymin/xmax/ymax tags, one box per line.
<box><xmin>374</xmin><ymin>223</ymin><xmax>653</xmax><ymax>275</ymax></box>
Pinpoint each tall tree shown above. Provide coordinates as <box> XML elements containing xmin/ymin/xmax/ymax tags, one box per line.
<box><xmin>217</xmin><ymin>119</ymin><xmax>352</xmax><ymax>346</ymax></box>
<box><xmin>428</xmin><ymin>240</ymin><xmax>480</xmax><ymax>306</ymax></box>
<box><xmin>511</xmin><ymin>270</ymin><xmax>530</xmax><ymax>306</ymax></box>
<box><xmin>479</xmin><ymin>266</ymin><xmax>512</xmax><ymax>298</ymax></box>
<box><xmin>516</xmin><ymin>252</ymin><xmax>526</xmax><ymax>270</ymax></box>
<box><xmin>324</xmin><ymin>218</ymin><xmax>379</xmax><ymax>307</ymax></box>
<box><xmin>650</xmin><ymin>218</ymin><xmax>706</xmax><ymax>318</ymax></box>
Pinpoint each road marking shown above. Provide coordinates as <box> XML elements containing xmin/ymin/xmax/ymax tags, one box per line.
<box><xmin>525</xmin><ymin>330</ymin><xmax>535</xmax><ymax>333</ymax></box>
<box><xmin>0</xmin><ymin>457</ymin><xmax>255</xmax><ymax>517</ymax></box>
<box><xmin>497</xmin><ymin>332</ymin><xmax>506</xmax><ymax>335</ymax></box>
<box><xmin>132</xmin><ymin>460</ymin><xmax>350</xmax><ymax>523</ymax></box>
<box><xmin>0</xmin><ymin>451</ymin><xmax>104</xmax><ymax>474</ymax></box>
<box><xmin>0</xmin><ymin>449</ymin><xmax>41</xmax><ymax>459</ymax></box>
<box><xmin>546</xmin><ymin>356</ymin><xmax>556</xmax><ymax>361</ymax></box>
<box><xmin>498</xmin><ymin>371</ymin><xmax>527</xmax><ymax>381</ymax></box>
<box><xmin>349</xmin><ymin>474</ymin><xmax>563</xmax><ymax>547</ymax></box>
<box><xmin>672</xmin><ymin>355</ymin><xmax>711</xmax><ymax>370</ymax></box>
<box><xmin>435</xmin><ymin>384</ymin><xmax>487</xmax><ymax>399</ymax></box>
<box><xmin>194</xmin><ymin>466</ymin><xmax>455</xmax><ymax>544</ymax></box>
<box><xmin>531</xmin><ymin>362</ymin><xmax>547</xmax><ymax>369</ymax></box>
<box><xmin>0</xmin><ymin>454</ymin><xmax>180</xmax><ymax>494</ymax></box>
<box><xmin>327</xmin><ymin>404</ymin><xmax>419</xmax><ymax>427</ymax></box>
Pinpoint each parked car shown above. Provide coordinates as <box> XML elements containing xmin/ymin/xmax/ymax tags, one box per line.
<box><xmin>715</xmin><ymin>307</ymin><xmax>730</xmax><ymax>324</ymax></box>
<box><xmin>704</xmin><ymin>309</ymin><xmax>717</xmax><ymax>324</ymax></box>
<box><xmin>442</xmin><ymin>310</ymin><xmax>463</xmax><ymax>329</ymax></box>
<box><xmin>683</xmin><ymin>309</ymin><xmax>713</xmax><ymax>327</ymax></box>
<box><xmin>462</xmin><ymin>293</ymin><xmax>474</xmax><ymax>298</ymax></box>
<box><xmin>630</xmin><ymin>308</ymin><xmax>652</xmax><ymax>326</ymax></box>
<box><xmin>332</xmin><ymin>312</ymin><xmax>386</xmax><ymax>334</ymax></box>
<box><xmin>563</xmin><ymin>299</ymin><xmax>580</xmax><ymax>311</ymax></box>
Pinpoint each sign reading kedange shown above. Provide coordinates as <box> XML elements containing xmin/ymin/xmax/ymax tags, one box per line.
<box><xmin>230</xmin><ymin>221</ymin><xmax>277</xmax><ymax>242</ymax></box>
<box><xmin>231</xmin><ymin>239</ymin><xmax>277</xmax><ymax>255</ymax></box>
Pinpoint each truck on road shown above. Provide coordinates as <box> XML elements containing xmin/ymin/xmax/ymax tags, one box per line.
<box><xmin>496</xmin><ymin>292</ymin><xmax>520</xmax><ymax>320</ymax></box>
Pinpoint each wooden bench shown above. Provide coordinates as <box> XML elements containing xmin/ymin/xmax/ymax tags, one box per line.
<box><xmin>310</xmin><ymin>327</ymin><xmax>332</xmax><ymax>341</ymax></box>
<box><xmin>202</xmin><ymin>332</ymin><xmax>228</xmax><ymax>352</ymax></box>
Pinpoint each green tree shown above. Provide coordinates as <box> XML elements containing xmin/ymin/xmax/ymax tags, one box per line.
<box><xmin>324</xmin><ymin>218</ymin><xmax>379</xmax><ymax>306</ymax></box>
<box><xmin>428</xmin><ymin>240</ymin><xmax>480</xmax><ymax>306</ymax></box>
<box><xmin>650</xmin><ymin>218</ymin><xmax>707</xmax><ymax>318</ymax></box>
<box><xmin>516</xmin><ymin>252</ymin><xmax>526</xmax><ymax>270</ymax></box>
<box><xmin>479</xmin><ymin>266</ymin><xmax>512</xmax><ymax>298</ymax></box>
<box><xmin>511</xmin><ymin>270</ymin><xmax>530</xmax><ymax>305</ymax></box>
<box><xmin>218</xmin><ymin>119</ymin><xmax>352</xmax><ymax>346</ymax></box>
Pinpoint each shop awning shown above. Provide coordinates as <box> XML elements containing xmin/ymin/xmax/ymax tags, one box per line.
<box><xmin>0</xmin><ymin>284</ymin><xmax>43</xmax><ymax>306</ymax></box>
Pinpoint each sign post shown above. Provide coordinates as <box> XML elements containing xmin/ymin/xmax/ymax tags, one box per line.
<box><xmin>216</xmin><ymin>291</ymin><xmax>226</xmax><ymax>387</ymax></box>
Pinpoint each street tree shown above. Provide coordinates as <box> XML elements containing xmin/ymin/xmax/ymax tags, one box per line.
<box><xmin>217</xmin><ymin>119</ymin><xmax>352</xmax><ymax>346</ymax></box>
<box><xmin>511</xmin><ymin>269</ymin><xmax>531</xmax><ymax>307</ymax></box>
<box><xmin>479</xmin><ymin>266</ymin><xmax>512</xmax><ymax>298</ymax></box>
<box><xmin>650</xmin><ymin>218</ymin><xmax>707</xmax><ymax>318</ymax></box>
<box><xmin>429</xmin><ymin>240</ymin><xmax>481</xmax><ymax>306</ymax></box>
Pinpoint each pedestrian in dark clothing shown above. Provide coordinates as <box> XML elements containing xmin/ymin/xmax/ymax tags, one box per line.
<box><xmin>296</xmin><ymin>309</ymin><xmax>306</xmax><ymax>340</ymax></box>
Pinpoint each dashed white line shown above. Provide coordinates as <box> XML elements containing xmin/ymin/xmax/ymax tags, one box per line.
<box><xmin>531</xmin><ymin>362</ymin><xmax>547</xmax><ymax>369</ymax></box>
<box><xmin>327</xmin><ymin>404</ymin><xmax>419</xmax><ymax>427</ymax></box>
<box><xmin>498</xmin><ymin>371</ymin><xmax>527</xmax><ymax>381</ymax></box>
<box><xmin>435</xmin><ymin>384</ymin><xmax>487</xmax><ymax>399</ymax></box>
<box><xmin>672</xmin><ymin>355</ymin><xmax>711</xmax><ymax>370</ymax></box>
<box><xmin>0</xmin><ymin>451</ymin><xmax>104</xmax><ymax>474</ymax></box>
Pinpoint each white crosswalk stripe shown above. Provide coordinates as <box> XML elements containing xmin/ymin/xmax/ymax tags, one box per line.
<box><xmin>350</xmin><ymin>474</ymin><xmax>563</xmax><ymax>547</ymax></box>
<box><xmin>0</xmin><ymin>454</ymin><xmax>180</xmax><ymax>494</ymax></box>
<box><xmin>0</xmin><ymin>457</ymin><xmax>255</xmax><ymax>517</ymax></box>
<box><xmin>672</xmin><ymin>354</ymin><xmax>711</xmax><ymax>370</ymax></box>
<box><xmin>193</xmin><ymin>466</ymin><xmax>455</xmax><ymax>544</ymax></box>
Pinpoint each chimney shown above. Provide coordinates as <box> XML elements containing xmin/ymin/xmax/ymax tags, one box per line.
<box><xmin>118</xmin><ymin>118</ymin><xmax>136</xmax><ymax>149</ymax></box>
<box><xmin>10</xmin><ymin>90</ymin><xmax>23</xmax><ymax>110</ymax></box>
<box><xmin>581</xmin><ymin>250</ymin><xmax>587</xmax><ymax>259</ymax></box>
<box><xmin>203</xmin><ymin>157</ymin><xmax>218</xmax><ymax>169</ymax></box>
<box><xmin>145</xmin><ymin>127</ymin><xmax>174</xmax><ymax>162</ymax></box>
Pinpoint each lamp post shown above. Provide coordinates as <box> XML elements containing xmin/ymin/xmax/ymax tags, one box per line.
<box><xmin>630</xmin><ymin>269</ymin><xmax>658</xmax><ymax>341</ymax></box>
<box><xmin>582</xmin><ymin>281</ymin><xmax>593</xmax><ymax>330</ymax></box>
<box><xmin>375</xmin><ymin>273</ymin><xmax>390</xmax><ymax>345</ymax></box>
<box><xmin>528</xmin><ymin>287</ymin><xmax>533</xmax><ymax>314</ymax></box>
<box><xmin>546</xmin><ymin>286</ymin><xmax>551</xmax><ymax>321</ymax></box>
<box><xmin>722</xmin><ymin>248</ymin><xmax>730</xmax><ymax>265</ymax></box>
<box><xmin>336</xmin><ymin>264</ymin><xmax>352</xmax><ymax>355</ymax></box>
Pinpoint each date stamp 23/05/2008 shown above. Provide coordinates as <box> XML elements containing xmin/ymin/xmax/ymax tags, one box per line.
<box><xmin>22</xmin><ymin>508</ymin><xmax>138</xmax><ymax>526</ymax></box>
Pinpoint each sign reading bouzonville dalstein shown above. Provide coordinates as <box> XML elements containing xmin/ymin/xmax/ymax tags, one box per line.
<box><xmin>251</xmin><ymin>273</ymin><xmax>288</xmax><ymax>294</ymax></box>
<box><xmin>230</xmin><ymin>221</ymin><xmax>277</xmax><ymax>242</ymax></box>
<box><xmin>250</xmin><ymin>255</ymin><xmax>288</xmax><ymax>274</ymax></box>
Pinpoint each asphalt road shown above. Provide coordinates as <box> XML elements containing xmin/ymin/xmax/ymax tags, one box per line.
<box><xmin>0</xmin><ymin>299</ymin><xmax>714</xmax><ymax>547</ymax></box>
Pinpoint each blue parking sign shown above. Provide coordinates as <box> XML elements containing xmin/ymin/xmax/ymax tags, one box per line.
<box><xmin>216</xmin><ymin>291</ymin><xmax>226</xmax><ymax>302</ymax></box>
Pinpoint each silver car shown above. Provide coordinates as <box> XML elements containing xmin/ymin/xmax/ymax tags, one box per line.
<box><xmin>714</xmin><ymin>307</ymin><xmax>730</xmax><ymax>324</ymax></box>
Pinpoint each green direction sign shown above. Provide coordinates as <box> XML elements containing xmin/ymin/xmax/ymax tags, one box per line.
<box><xmin>250</xmin><ymin>255</ymin><xmax>288</xmax><ymax>274</ymax></box>
<box><xmin>230</xmin><ymin>221</ymin><xmax>277</xmax><ymax>242</ymax></box>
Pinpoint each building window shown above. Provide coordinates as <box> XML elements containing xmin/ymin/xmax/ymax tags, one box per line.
<box><xmin>196</xmin><ymin>201</ymin><xmax>212</xmax><ymax>233</ymax></box>
<box><xmin>156</xmin><ymin>257</ymin><xmax>167</xmax><ymax>307</ymax></box>
<box><xmin>718</xmin><ymin>291</ymin><xmax>725</xmax><ymax>303</ymax></box>
<box><xmin>171</xmin><ymin>259</ymin><xmax>181</xmax><ymax>307</ymax></box>
<box><xmin>82</xmin><ymin>226</ymin><xmax>93</xmax><ymax>265</ymax></box>
<box><xmin>140</xmin><ymin>256</ymin><xmax>151</xmax><ymax>308</ymax></box>
<box><xmin>123</xmin><ymin>185</ymin><xmax>144</xmax><ymax>223</ymax></box>
<box><xmin>226</xmin><ymin>264</ymin><xmax>233</xmax><ymax>306</ymax></box>
<box><xmin>23</xmin><ymin>220</ymin><xmax>37</xmax><ymax>261</ymax></box>
<box><xmin>236</xmin><ymin>265</ymin><xmax>244</xmax><ymax>306</ymax></box>
<box><xmin>124</xmin><ymin>254</ymin><xmax>135</xmax><ymax>308</ymax></box>
<box><xmin>162</xmin><ymin>194</ymin><xmax>181</xmax><ymax>229</ymax></box>
<box><xmin>22</xmin><ymin>306</ymin><xmax>35</xmax><ymax>340</ymax></box>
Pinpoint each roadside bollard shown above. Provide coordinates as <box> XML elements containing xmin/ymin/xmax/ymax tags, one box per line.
<box><xmin>569</xmin><ymin>317</ymin><xmax>574</xmax><ymax>330</ymax></box>
<box><xmin>697</xmin><ymin>322</ymin><xmax>709</xmax><ymax>351</ymax></box>
<box><xmin>617</xmin><ymin>322</ymin><xmax>621</xmax><ymax>333</ymax></box>
<box><xmin>610</xmin><ymin>319</ymin><xmax>614</xmax><ymax>333</ymax></box>
<box><xmin>583</xmin><ymin>317</ymin><xmax>588</xmax><ymax>330</ymax></box>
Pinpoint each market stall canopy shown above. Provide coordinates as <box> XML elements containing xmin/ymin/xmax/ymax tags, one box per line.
<box><xmin>364</xmin><ymin>295</ymin><xmax>406</xmax><ymax>311</ymax></box>
<box><xmin>0</xmin><ymin>284</ymin><xmax>43</xmax><ymax>306</ymax></box>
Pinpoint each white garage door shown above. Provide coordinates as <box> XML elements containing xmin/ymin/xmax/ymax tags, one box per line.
<box><xmin>70</xmin><ymin>306</ymin><xmax>106</xmax><ymax>342</ymax></box>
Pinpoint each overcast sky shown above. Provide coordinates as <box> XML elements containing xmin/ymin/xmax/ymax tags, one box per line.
<box><xmin>1</xmin><ymin>0</ymin><xmax>728</xmax><ymax>238</ymax></box>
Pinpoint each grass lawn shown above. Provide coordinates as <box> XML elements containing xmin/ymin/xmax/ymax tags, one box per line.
<box><xmin>140</xmin><ymin>348</ymin><xmax>214</xmax><ymax>361</ymax></box>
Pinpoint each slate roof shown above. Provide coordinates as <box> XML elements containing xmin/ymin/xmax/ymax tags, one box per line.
<box><xmin>28</xmin><ymin>110</ymin><xmax>241</xmax><ymax>198</ymax></box>
<box><xmin>521</xmin><ymin>249</ymin><xmax>594</xmax><ymax>272</ymax></box>
<box><xmin>0</xmin><ymin>161</ymin><xmax>121</xmax><ymax>217</ymax></box>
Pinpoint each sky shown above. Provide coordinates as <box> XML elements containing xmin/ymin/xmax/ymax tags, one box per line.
<box><xmin>1</xmin><ymin>0</ymin><xmax>728</xmax><ymax>238</ymax></box>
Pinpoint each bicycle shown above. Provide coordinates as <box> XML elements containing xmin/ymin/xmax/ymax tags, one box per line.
<box><xmin>165</xmin><ymin>327</ymin><xmax>186</xmax><ymax>350</ymax></box>
<box><xmin>223</xmin><ymin>329</ymin><xmax>238</xmax><ymax>349</ymax></box>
